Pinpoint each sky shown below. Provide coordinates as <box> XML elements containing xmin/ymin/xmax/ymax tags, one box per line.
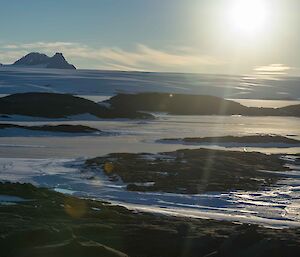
<box><xmin>0</xmin><ymin>0</ymin><xmax>300</xmax><ymax>75</ymax></box>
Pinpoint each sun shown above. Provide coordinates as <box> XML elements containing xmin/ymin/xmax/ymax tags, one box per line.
<box><xmin>229</xmin><ymin>0</ymin><xmax>269</xmax><ymax>35</ymax></box>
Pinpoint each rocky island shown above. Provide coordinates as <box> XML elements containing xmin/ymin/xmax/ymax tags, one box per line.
<box><xmin>0</xmin><ymin>93</ymin><xmax>153</xmax><ymax>120</ymax></box>
<box><xmin>104</xmin><ymin>93</ymin><xmax>300</xmax><ymax>117</ymax></box>
<box><xmin>86</xmin><ymin>148</ymin><xmax>292</xmax><ymax>194</ymax></box>
<box><xmin>0</xmin><ymin>124</ymin><xmax>101</xmax><ymax>134</ymax></box>
<box><xmin>158</xmin><ymin>135</ymin><xmax>300</xmax><ymax>147</ymax></box>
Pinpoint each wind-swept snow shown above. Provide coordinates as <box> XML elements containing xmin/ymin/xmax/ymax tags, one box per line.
<box><xmin>1</xmin><ymin>66</ymin><xmax>300</xmax><ymax>100</ymax></box>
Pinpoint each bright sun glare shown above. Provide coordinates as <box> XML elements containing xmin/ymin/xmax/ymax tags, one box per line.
<box><xmin>229</xmin><ymin>0</ymin><xmax>268</xmax><ymax>35</ymax></box>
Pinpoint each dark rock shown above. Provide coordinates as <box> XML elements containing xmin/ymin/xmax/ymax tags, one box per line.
<box><xmin>86</xmin><ymin>149</ymin><xmax>290</xmax><ymax>194</ymax></box>
<box><xmin>160</xmin><ymin>135</ymin><xmax>300</xmax><ymax>145</ymax></box>
<box><xmin>46</xmin><ymin>52</ymin><xmax>76</xmax><ymax>70</ymax></box>
<box><xmin>0</xmin><ymin>93</ymin><xmax>153</xmax><ymax>119</ymax></box>
<box><xmin>13</xmin><ymin>52</ymin><xmax>76</xmax><ymax>70</ymax></box>
<box><xmin>13</xmin><ymin>52</ymin><xmax>49</xmax><ymax>66</ymax></box>
<box><xmin>104</xmin><ymin>92</ymin><xmax>300</xmax><ymax>117</ymax></box>
<box><xmin>0</xmin><ymin>123</ymin><xmax>100</xmax><ymax>133</ymax></box>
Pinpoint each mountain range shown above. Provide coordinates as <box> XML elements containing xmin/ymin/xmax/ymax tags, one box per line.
<box><xmin>5</xmin><ymin>52</ymin><xmax>76</xmax><ymax>70</ymax></box>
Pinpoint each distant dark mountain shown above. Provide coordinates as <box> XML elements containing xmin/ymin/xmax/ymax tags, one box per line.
<box><xmin>13</xmin><ymin>52</ymin><xmax>49</xmax><ymax>66</ymax></box>
<box><xmin>105</xmin><ymin>92</ymin><xmax>300</xmax><ymax>117</ymax></box>
<box><xmin>46</xmin><ymin>53</ymin><xmax>76</xmax><ymax>69</ymax></box>
<box><xmin>0</xmin><ymin>93</ymin><xmax>152</xmax><ymax>119</ymax></box>
<box><xmin>12</xmin><ymin>52</ymin><xmax>76</xmax><ymax>69</ymax></box>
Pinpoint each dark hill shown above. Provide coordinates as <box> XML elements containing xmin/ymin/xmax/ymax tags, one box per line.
<box><xmin>0</xmin><ymin>93</ymin><xmax>152</xmax><ymax>119</ymax></box>
<box><xmin>105</xmin><ymin>93</ymin><xmax>300</xmax><ymax>117</ymax></box>
<box><xmin>278</xmin><ymin>104</ymin><xmax>300</xmax><ymax>117</ymax></box>
<box><xmin>0</xmin><ymin>124</ymin><xmax>100</xmax><ymax>133</ymax></box>
<box><xmin>159</xmin><ymin>135</ymin><xmax>300</xmax><ymax>146</ymax></box>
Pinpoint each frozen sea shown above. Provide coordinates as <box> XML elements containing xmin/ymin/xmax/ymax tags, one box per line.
<box><xmin>0</xmin><ymin>67</ymin><xmax>299</xmax><ymax>228</ymax></box>
<box><xmin>0</xmin><ymin>114</ymin><xmax>299</xmax><ymax>158</ymax></box>
<box><xmin>0</xmin><ymin>114</ymin><xmax>299</xmax><ymax>229</ymax></box>
<box><xmin>1</xmin><ymin>66</ymin><xmax>300</xmax><ymax>100</ymax></box>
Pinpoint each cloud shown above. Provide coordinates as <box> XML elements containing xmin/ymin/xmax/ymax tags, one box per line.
<box><xmin>0</xmin><ymin>50</ymin><xmax>28</xmax><ymax>63</ymax></box>
<box><xmin>3</xmin><ymin>44</ymin><xmax>19</xmax><ymax>49</ymax></box>
<box><xmin>254</xmin><ymin>64</ymin><xmax>292</xmax><ymax>76</ymax></box>
<box><xmin>0</xmin><ymin>41</ymin><xmax>224</xmax><ymax>72</ymax></box>
<box><xmin>3</xmin><ymin>42</ymin><xmax>77</xmax><ymax>50</ymax></box>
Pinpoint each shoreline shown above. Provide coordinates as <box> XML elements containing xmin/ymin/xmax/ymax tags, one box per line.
<box><xmin>1</xmin><ymin>182</ymin><xmax>300</xmax><ymax>256</ymax></box>
<box><xmin>0</xmin><ymin>154</ymin><xmax>299</xmax><ymax>229</ymax></box>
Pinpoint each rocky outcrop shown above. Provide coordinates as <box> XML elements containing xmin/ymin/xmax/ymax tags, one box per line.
<box><xmin>46</xmin><ymin>53</ymin><xmax>76</xmax><ymax>69</ymax></box>
<box><xmin>104</xmin><ymin>93</ymin><xmax>300</xmax><ymax>117</ymax></box>
<box><xmin>0</xmin><ymin>124</ymin><xmax>101</xmax><ymax>133</ymax></box>
<box><xmin>86</xmin><ymin>148</ymin><xmax>289</xmax><ymax>194</ymax></box>
<box><xmin>159</xmin><ymin>135</ymin><xmax>300</xmax><ymax>146</ymax></box>
<box><xmin>1</xmin><ymin>182</ymin><xmax>300</xmax><ymax>257</ymax></box>
<box><xmin>13</xmin><ymin>52</ymin><xmax>76</xmax><ymax>69</ymax></box>
<box><xmin>0</xmin><ymin>93</ymin><xmax>153</xmax><ymax>119</ymax></box>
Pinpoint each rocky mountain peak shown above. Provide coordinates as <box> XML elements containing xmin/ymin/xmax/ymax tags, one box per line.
<box><xmin>12</xmin><ymin>52</ymin><xmax>76</xmax><ymax>70</ymax></box>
